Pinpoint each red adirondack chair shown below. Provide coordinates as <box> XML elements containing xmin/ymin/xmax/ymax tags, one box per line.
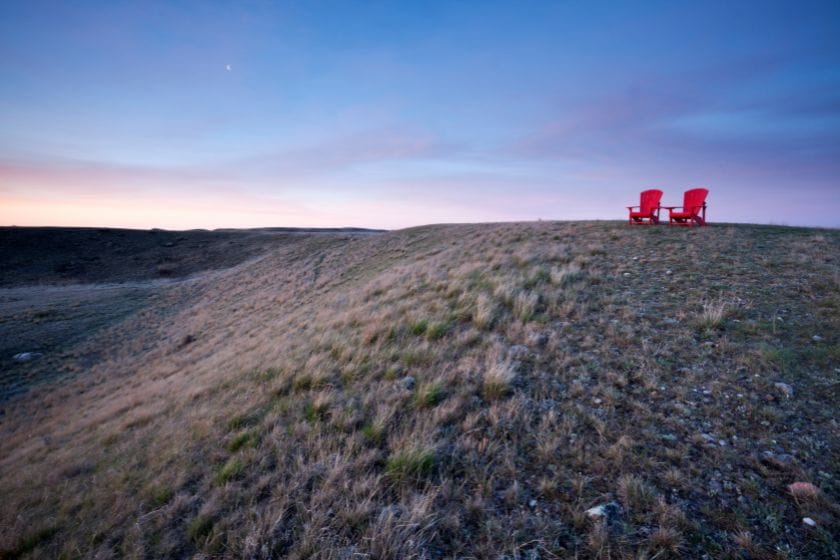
<box><xmin>667</xmin><ymin>188</ymin><xmax>709</xmax><ymax>226</ymax></box>
<box><xmin>627</xmin><ymin>189</ymin><xmax>663</xmax><ymax>225</ymax></box>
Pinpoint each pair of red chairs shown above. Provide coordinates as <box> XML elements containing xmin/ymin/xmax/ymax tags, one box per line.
<box><xmin>627</xmin><ymin>188</ymin><xmax>708</xmax><ymax>226</ymax></box>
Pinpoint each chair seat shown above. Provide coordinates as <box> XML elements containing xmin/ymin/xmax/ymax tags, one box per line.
<box><xmin>630</xmin><ymin>211</ymin><xmax>654</xmax><ymax>218</ymax></box>
<box><xmin>669</xmin><ymin>211</ymin><xmax>693</xmax><ymax>219</ymax></box>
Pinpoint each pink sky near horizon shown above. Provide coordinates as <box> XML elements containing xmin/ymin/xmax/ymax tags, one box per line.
<box><xmin>2</xmin><ymin>149</ymin><xmax>838</xmax><ymax>229</ymax></box>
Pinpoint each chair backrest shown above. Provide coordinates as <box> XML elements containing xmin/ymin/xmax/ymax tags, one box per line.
<box><xmin>639</xmin><ymin>189</ymin><xmax>663</xmax><ymax>214</ymax></box>
<box><xmin>682</xmin><ymin>188</ymin><xmax>708</xmax><ymax>213</ymax></box>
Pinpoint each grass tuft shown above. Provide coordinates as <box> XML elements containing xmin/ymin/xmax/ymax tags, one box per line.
<box><xmin>618</xmin><ymin>474</ymin><xmax>657</xmax><ymax>513</ymax></box>
<box><xmin>513</xmin><ymin>290</ymin><xmax>539</xmax><ymax>322</ymax></box>
<box><xmin>227</xmin><ymin>429</ymin><xmax>260</xmax><ymax>452</ymax></box>
<box><xmin>361</xmin><ymin>422</ymin><xmax>385</xmax><ymax>445</ymax></box>
<box><xmin>187</xmin><ymin>515</ymin><xmax>214</xmax><ymax>543</ymax></box>
<box><xmin>414</xmin><ymin>382</ymin><xmax>445</xmax><ymax>408</ymax></box>
<box><xmin>148</xmin><ymin>485</ymin><xmax>174</xmax><ymax>508</ymax></box>
<box><xmin>425</xmin><ymin>321</ymin><xmax>450</xmax><ymax>340</ymax></box>
<box><xmin>408</xmin><ymin>320</ymin><xmax>428</xmax><ymax>336</ymax></box>
<box><xmin>482</xmin><ymin>360</ymin><xmax>516</xmax><ymax>400</ymax></box>
<box><xmin>472</xmin><ymin>293</ymin><xmax>497</xmax><ymax>329</ymax></box>
<box><xmin>214</xmin><ymin>457</ymin><xmax>245</xmax><ymax>484</ymax></box>
<box><xmin>385</xmin><ymin>448</ymin><xmax>435</xmax><ymax>484</ymax></box>
<box><xmin>697</xmin><ymin>299</ymin><xmax>728</xmax><ymax>330</ymax></box>
<box><xmin>550</xmin><ymin>263</ymin><xmax>585</xmax><ymax>286</ymax></box>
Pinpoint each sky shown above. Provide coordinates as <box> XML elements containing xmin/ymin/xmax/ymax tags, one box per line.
<box><xmin>1</xmin><ymin>0</ymin><xmax>839</xmax><ymax>229</ymax></box>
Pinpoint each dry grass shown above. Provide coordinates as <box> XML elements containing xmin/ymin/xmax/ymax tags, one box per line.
<box><xmin>482</xmin><ymin>357</ymin><xmax>517</xmax><ymax>400</ymax></box>
<box><xmin>0</xmin><ymin>221</ymin><xmax>839</xmax><ymax>558</ymax></box>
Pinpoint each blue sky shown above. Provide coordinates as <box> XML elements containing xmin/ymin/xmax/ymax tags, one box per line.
<box><xmin>1</xmin><ymin>0</ymin><xmax>839</xmax><ymax>228</ymax></box>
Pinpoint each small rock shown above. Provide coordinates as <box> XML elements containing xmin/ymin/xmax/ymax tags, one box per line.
<box><xmin>13</xmin><ymin>352</ymin><xmax>43</xmax><ymax>362</ymax></box>
<box><xmin>593</xmin><ymin>398</ymin><xmax>603</xmax><ymax>405</ymax></box>
<box><xmin>528</xmin><ymin>499</ymin><xmax>537</xmax><ymax>509</ymax></box>
<box><xmin>586</xmin><ymin>501</ymin><xmax>622</xmax><ymax>523</ymax></box>
<box><xmin>774</xmin><ymin>382</ymin><xmax>794</xmax><ymax>399</ymax></box>
<box><xmin>812</xmin><ymin>335</ymin><xmax>823</xmax><ymax>342</ymax></box>
<box><xmin>761</xmin><ymin>450</ymin><xmax>796</xmax><ymax>468</ymax></box>
<box><xmin>623</xmin><ymin>272</ymin><xmax>631</xmax><ymax>277</ymax></box>
<box><xmin>803</xmin><ymin>517</ymin><xmax>817</xmax><ymax>527</ymax></box>
<box><xmin>400</xmin><ymin>376</ymin><xmax>416</xmax><ymax>390</ymax></box>
<box><xmin>665</xmin><ymin>269</ymin><xmax>672</xmax><ymax>275</ymax></box>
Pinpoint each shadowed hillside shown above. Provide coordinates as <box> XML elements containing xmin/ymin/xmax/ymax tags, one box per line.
<box><xmin>0</xmin><ymin>226</ymin><xmax>382</xmax><ymax>287</ymax></box>
<box><xmin>0</xmin><ymin>222</ymin><xmax>838</xmax><ymax>559</ymax></box>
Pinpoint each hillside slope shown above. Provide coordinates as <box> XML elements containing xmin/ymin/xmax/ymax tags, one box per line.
<box><xmin>1</xmin><ymin>222</ymin><xmax>838</xmax><ymax>559</ymax></box>
<box><xmin>0</xmin><ymin>226</ymin><xmax>381</xmax><ymax>287</ymax></box>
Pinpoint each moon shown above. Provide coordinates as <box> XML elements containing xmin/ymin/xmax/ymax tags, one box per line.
<box><xmin>225</xmin><ymin>64</ymin><xmax>231</xmax><ymax>71</ymax></box>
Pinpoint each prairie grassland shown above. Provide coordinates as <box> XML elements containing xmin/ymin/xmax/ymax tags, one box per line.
<box><xmin>0</xmin><ymin>222</ymin><xmax>838</xmax><ymax>559</ymax></box>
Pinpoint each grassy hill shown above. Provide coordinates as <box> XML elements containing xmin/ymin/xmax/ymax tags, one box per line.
<box><xmin>0</xmin><ymin>222</ymin><xmax>838</xmax><ymax>559</ymax></box>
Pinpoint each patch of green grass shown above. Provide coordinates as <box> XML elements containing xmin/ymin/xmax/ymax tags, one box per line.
<box><xmin>148</xmin><ymin>485</ymin><xmax>174</xmax><ymax>508</ymax></box>
<box><xmin>293</xmin><ymin>372</ymin><xmax>331</xmax><ymax>393</ymax></box>
<box><xmin>227</xmin><ymin>430</ymin><xmax>260</xmax><ymax>452</ymax></box>
<box><xmin>383</xmin><ymin>365</ymin><xmax>401</xmax><ymax>381</ymax></box>
<box><xmin>341</xmin><ymin>362</ymin><xmax>371</xmax><ymax>384</ymax></box>
<box><xmin>385</xmin><ymin>326</ymin><xmax>400</xmax><ymax>342</ymax></box>
<box><xmin>361</xmin><ymin>423</ymin><xmax>385</xmax><ymax>445</ymax></box>
<box><xmin>413</xmin><ymin>382</ymin><xmax>444</xmax><ymax>408</ymax></box>
<box><xmin>385</xmin><ymin>448</ymin><xmax>435</xmax><ymax>484</ymax></box>
<box><xmin>762</xmin><ymin>347</ymin><xmax>798</xmax><ymax>370</ymax></box>
<box><xmin>214</xmin><ymin>457</ymin><xmax>245</xmax><ymax>484</ymax></box>
<box><xmin>304</xmin><ymin>400</ymin><xmax>328</xmax><ymax>422</ymax></box>
<box><xmin>426</xmin><ymin>321</ymin><xmax>450</xmax><ymax>340</ymax></box>
<box><xmin>187</xmin><ymin>515</ymin><xmax>214</xmax><ymax>543</ymax></box>
<box><xmin>763</xmin><ymin>343</ymin><xmax>839</xmax><ymax>371</ymax></box>
<box><xmin>225</xmin><ymin>412</ymin><xmax>259</xmax><ymax>431</ymax></box>
<box><xmin>292</xmin><ymin>374</ymin><xmax>314</xmax><ymax>392</ymax></box>
<box><xmin>408</xmin><ymin>320</ymin><xmax>428</xmax><ymax>336</ymax></box>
